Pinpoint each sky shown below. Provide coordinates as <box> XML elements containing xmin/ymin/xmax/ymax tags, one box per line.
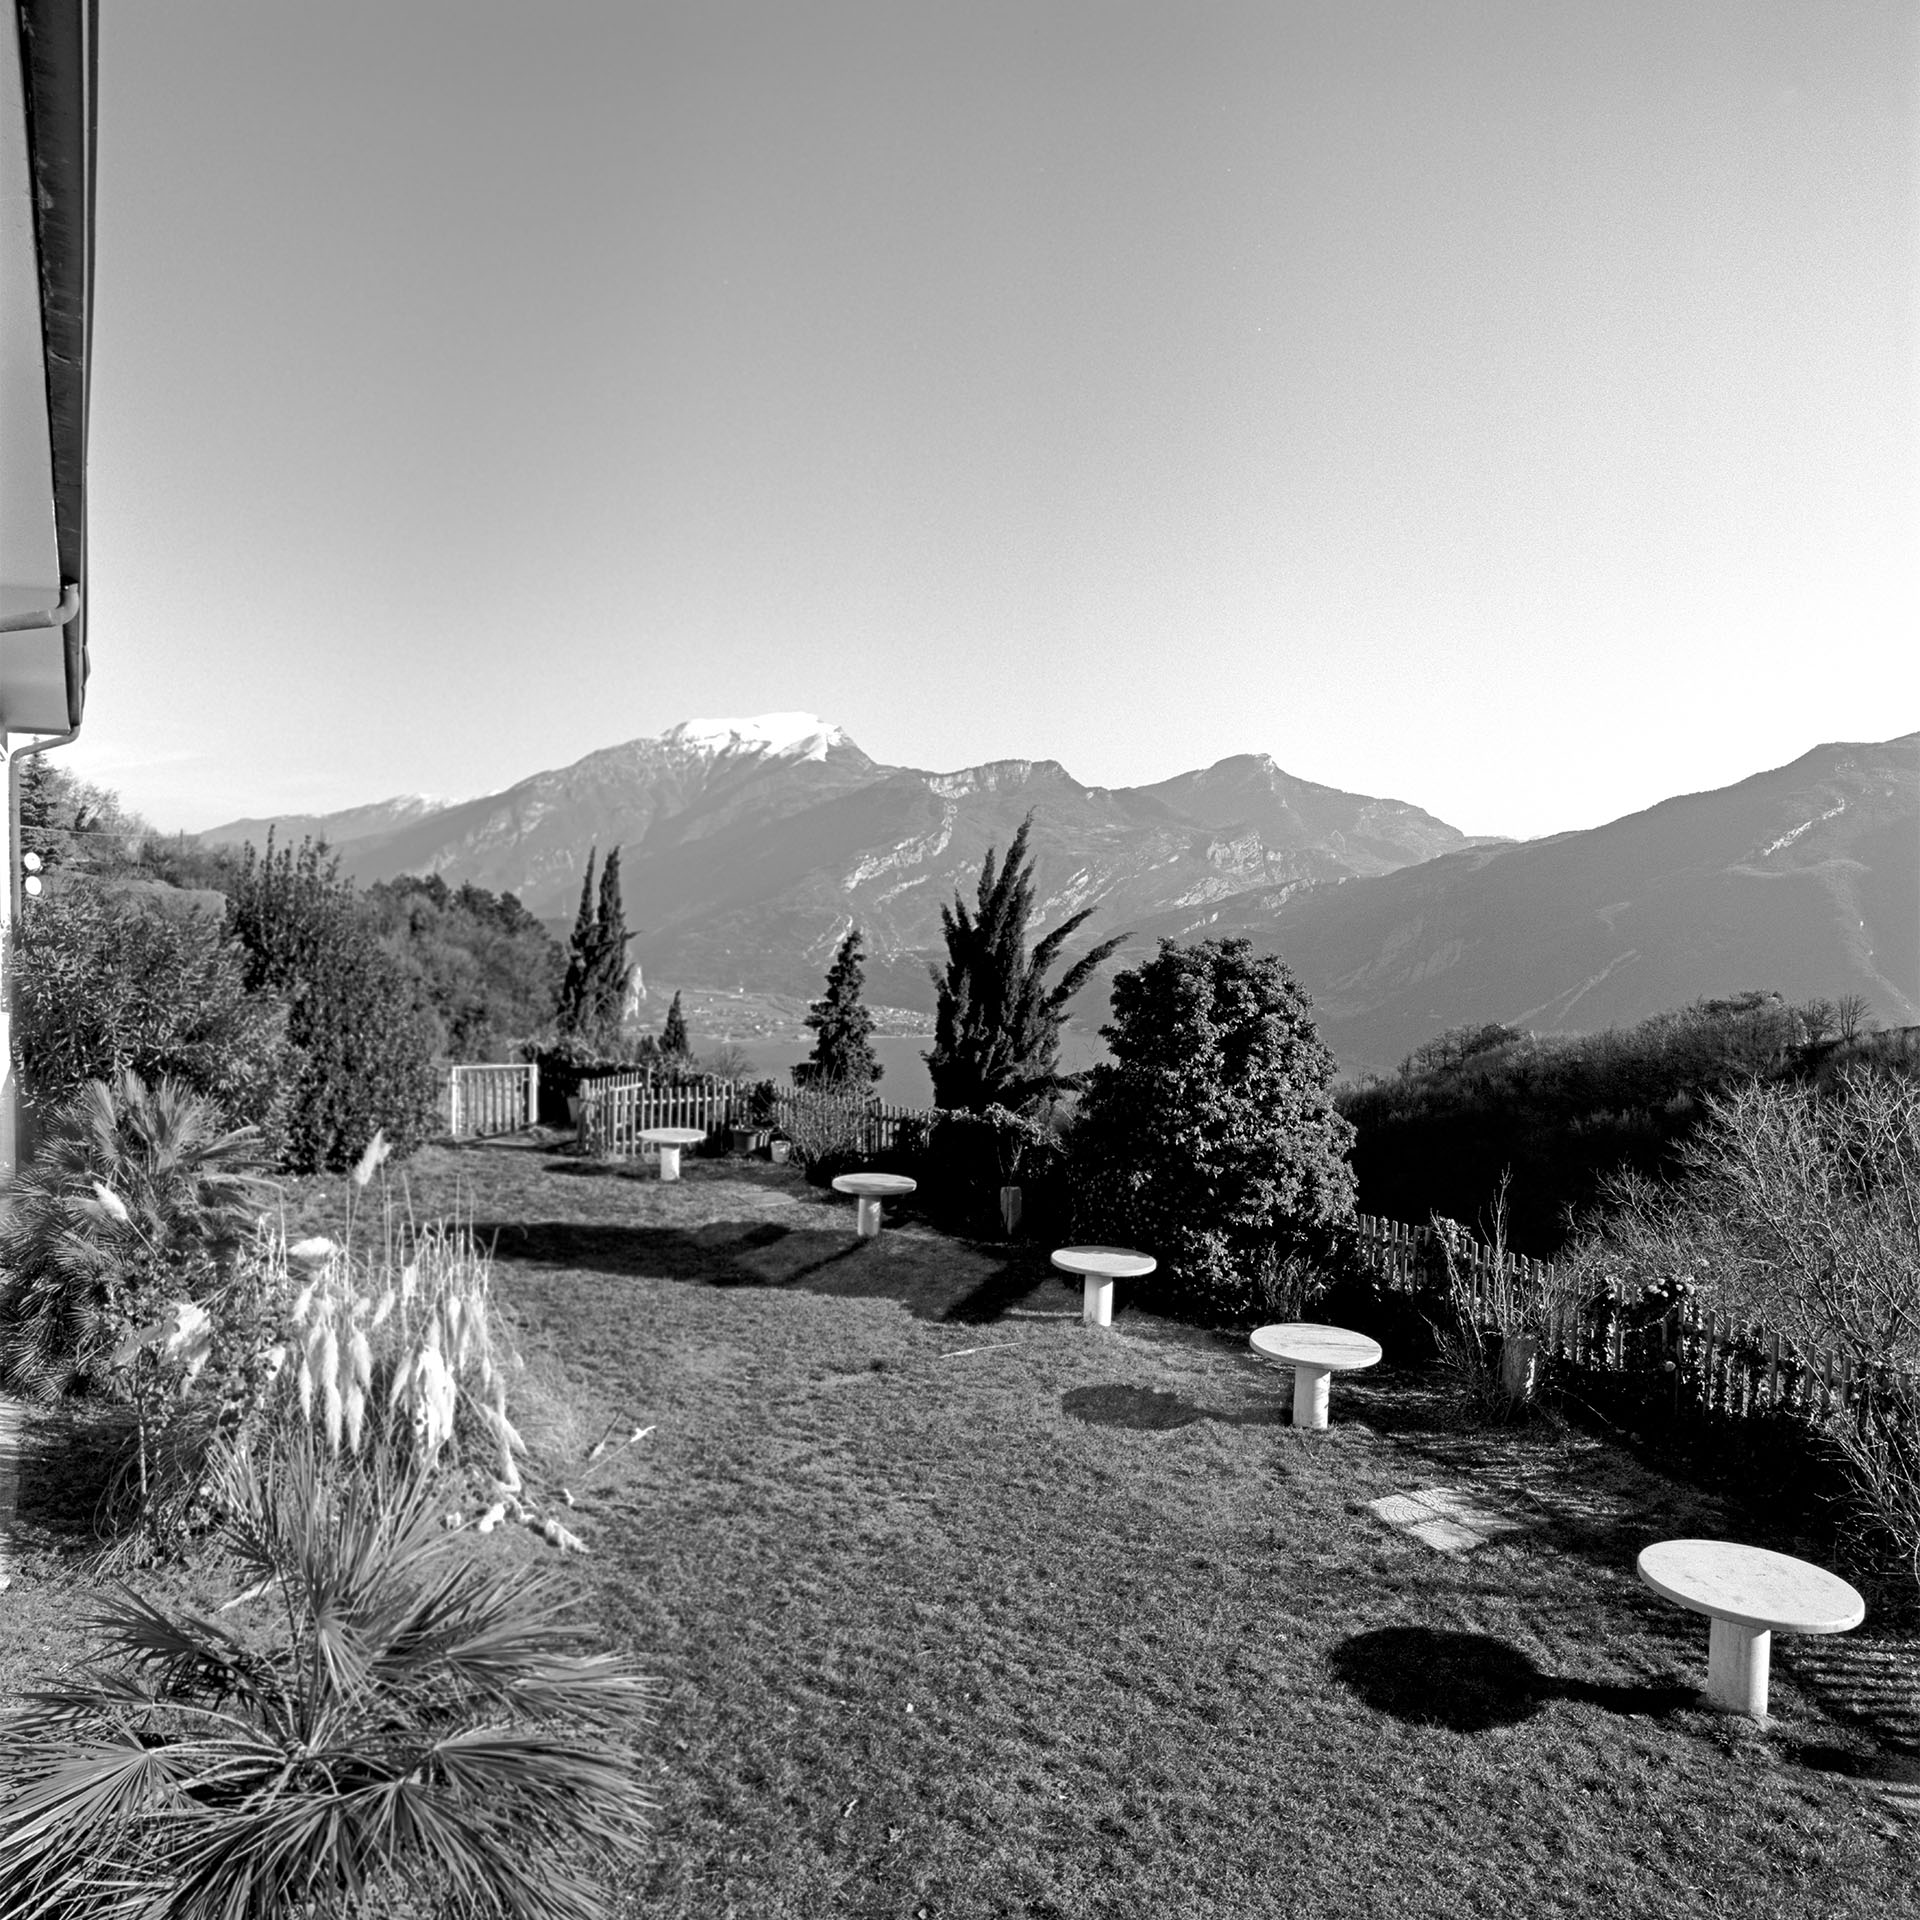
<box><xmin>63</xmin><ymin>1</ymin><xmax>1918</xmax><ymax>839</ymax></box>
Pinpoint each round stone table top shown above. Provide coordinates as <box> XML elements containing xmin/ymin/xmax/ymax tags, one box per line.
<box><xmin>1636</xmin><ymin>1540</ymin><xmax>1865</xmax><ymax>1636</ymax></box>
<box><xmin>640</xmin><ymin>1127</ymin><xmax>709</xmax><ymax>1148</ymax></box>
<box><xmin>1249</xmin><ymin>1323</ymin><xmax>1383</xmax><ymax>1373</ymax></box>
<box><xmin>1050</xmin><ymin>1246</ymin><xmax>1157</xmax><ymax>1280</ymax></box>
<box><xmin>831</xmin><ymin>1172</ymin><xmax>919</xmax><ymax>1198</ymax></box>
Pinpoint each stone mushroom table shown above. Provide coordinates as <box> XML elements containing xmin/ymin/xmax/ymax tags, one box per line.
<box><xmin>831</xmin><ymin>1171</ymin><xmax>917</xmax><ymax>1238</ymax></box>
<box><xmin>1050</xmin><ymin>1246</ymin><xmax>1156</xmax><ymax>1328</ymax></box>
<box><xmin>1636</xmin><ymin>1539</ymin><xmax>1865</xmax><ymax>1720</ymax></box>
<box><xmin>1249</xmin><ymin>1323</ymin><xmax>1383</xmax><ymax>1430</ymax></box>
<box><xmin>639</xmin><ymin>1126</ymin><xmax>708</xmax><ymax>1182</ymax></box>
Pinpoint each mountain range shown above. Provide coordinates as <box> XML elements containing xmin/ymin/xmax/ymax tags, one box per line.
<box><xmin>198</xmin><ymin>714</ymin><xmax>1920</xmax><ymax>1074</ymax></box>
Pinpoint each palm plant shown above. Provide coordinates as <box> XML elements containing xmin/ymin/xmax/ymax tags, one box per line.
<box><xmin>0</xmin><ymin>1438</ymin><xmax>656</xmax><ymax>1920</ymax></box>
<box><xmin>0</xmin><ymin>1069</ymin><xmax>274</xmax><ymax>1401</ymax></box>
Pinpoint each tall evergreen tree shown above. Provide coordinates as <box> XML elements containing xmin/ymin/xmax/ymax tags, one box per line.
<box><xmin>796</xmin><ymin>929</ymin><xmax>882</xmax><ymax>1089</ymax></box>
<box><xmin>554</xmin><ymin>851</ymin><xmax>599</xmax><ymax>1037</ymax></box>
<box><xmin>554</xmin><ymin>847</ymin><xmax>633</xmax><ymax>1042</ymax></box>
<box><xmin>924</xmin><ymin>815</ymin><xmax>1127</xmax><ymax>1113</ymax></box>
<box><xmin>586</xmin><ymin>847</ymin><xmax>633</xmax><ymax>1032</ymax></box>
<box><xmin>660</xmin><ymin>990</ymin><xmax>691</xmax><ymax>1060</ymax></box>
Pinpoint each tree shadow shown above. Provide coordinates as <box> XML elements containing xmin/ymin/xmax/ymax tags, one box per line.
<box><xmin>1062</xmin><ymin>1385</ymin><xmax>1207</xmax><ymax>1432</ymax></box>
<box><xmin>474</xmin><ymin>1217</ymin><xmax>1058</xmax><ymax>1326</ymax></box>
<box><xmin>1329</xmin><ymin>1626</ymin><xmax>1697</xmax><ymax>1733</ymax></box>
<box><xmin>1061</xmin><ymin>1381</ymin><xmax>1293</xmax><ymax>1432</ymax></box>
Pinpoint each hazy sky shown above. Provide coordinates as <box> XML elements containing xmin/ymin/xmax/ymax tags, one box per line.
<box><xmin>67</xmin><ymin>1</ymin><xmax>1916</xmax><ymax>838</ymax></box>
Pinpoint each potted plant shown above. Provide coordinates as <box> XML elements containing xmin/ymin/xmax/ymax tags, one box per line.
<box><xmin>735</xmin><ymin>1079</ymin><xmax>780</xmax><ymax>1155</ymax></box>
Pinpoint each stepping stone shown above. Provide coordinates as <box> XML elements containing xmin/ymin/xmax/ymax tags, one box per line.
<box><xmin>1406</xmin><ymin>1516</ymin><xmax>1487</xmax><ymax>1555</ymax></box>
<box><xmin>1367</xmin><ymin>1484</ymin><xmax>1535</xmax><ymax>1555</ymax></box>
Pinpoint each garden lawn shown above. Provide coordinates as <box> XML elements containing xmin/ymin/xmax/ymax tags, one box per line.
<box><xmin>9</xmin><ymin>1136</ymin><xmax>1920</xmax><ymax>1918</ymax></box>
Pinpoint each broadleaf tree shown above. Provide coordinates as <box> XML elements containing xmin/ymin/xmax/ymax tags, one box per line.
<box><xmin>795</xmin><ymin>928</ymin><xmax>882</xmax><ymax>1089</ymax></box>
<box><xmin>1068</xmin><ymin>936</ymin><xmax>1357</xmax><ymax>1322</ymax></box>
<box><xmin>924</xmin><ymin>815</ymin><xmax>1126</xmax><ymax>1113</ymax></box>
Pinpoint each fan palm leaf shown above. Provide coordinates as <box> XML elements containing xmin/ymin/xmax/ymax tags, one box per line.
<box><xmin>0</xmin><ymin>1438</ymin><xmax>656</xmax><ymax>1920</ymax></box>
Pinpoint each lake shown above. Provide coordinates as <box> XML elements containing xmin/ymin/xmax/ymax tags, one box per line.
<box><xmin>732</xmin><ymin>1030</ymin><xmax>1109</xmax><ymax>1108</ymax></box>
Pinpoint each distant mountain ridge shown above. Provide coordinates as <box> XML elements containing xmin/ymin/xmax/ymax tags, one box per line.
<box><xmin>196</xmin><ymin>717</ymin><xmax>1920</xmax><ymax>1072</ymax></box>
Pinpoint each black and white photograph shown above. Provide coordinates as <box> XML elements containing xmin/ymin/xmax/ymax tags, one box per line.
<box><xmin>1</xmin><ymin>4</ymin><xmax>1915</xmax><ymax>1914</ymax></box>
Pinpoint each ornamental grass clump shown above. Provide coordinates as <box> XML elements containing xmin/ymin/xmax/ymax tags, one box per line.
<box><xmin>266</xmin><ymin>1210</ymin><xmax>524</xmax><ymax>1495</ymax></box>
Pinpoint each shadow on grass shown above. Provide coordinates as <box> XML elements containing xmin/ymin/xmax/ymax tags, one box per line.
<box><xmin>475</xmin><ymin>1217</ymin><xmax>1055</xmax><ymax>1326</ymax></box>
<box><xmin>1062</xmin><ymin>1382</ymin><xmax>1292</xmax><ymax>1432</ymax></box>
<box><xmin>1330</xmin><ymin>1626</ymin><xmax>1696</xmax><ymax>1733</ymax></box>
<box><xmin>1062</xmin><ymin>1385</ymin><xmax>1205</xmax><ymax>1431</ymax></box>
<box><xmin>15</xmin><ymin>1403</ymin><xmax>127</xmax><ymax>1546</ymax></box>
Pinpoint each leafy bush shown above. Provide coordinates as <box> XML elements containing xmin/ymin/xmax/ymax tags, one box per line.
<box><xmin>1339</xmin><ymin>990</ymin><xmax>1863</xmax><ymax>1255</ymax></box>
<box><xmin>0</xmin><ymin>1437</ymin><xmax>656</xmax><ymax>1920</ymax></box>
<box><xmin>365</xmin><ymin>873</ymin><xmax>564</xmax><ymax>1061</ymax></box>
<box><xmin>1067</xmin><ymin>937</ymin><xmax>1356</xmax><ymax>1323</ymax></box>
<box><xmin>10</xmin><ymin>885</ymin><xmax>290</xmax><ymax>1143</ymax></box>
<box><xmin>228</xmin><ymin>835</ymin><xmax>438</xmax><ymax>1171</ymax></box>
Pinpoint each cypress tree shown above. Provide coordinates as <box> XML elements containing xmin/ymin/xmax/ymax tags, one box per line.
<box><xmin>925</xmin><ymin>814</ymin><xmax>1127</xmax><ymax>1113</ymax></box>
<box><xmin>586</xmin><ymin>847</ymin><xmax>632</xmax><ymax>1032</ymax></box>
<box><xmin>797</xmin><ymin>928</ymin><xmax>882</xmax><ymax>1089</ymax></box>
<box><xmin>660</xmin><ymin>990</ymin><xmax>691</xmax><ymax>1060</ymax></box>
<box><xmin>555</xmin><ymin>851</ymin><xmax>599</xmax><ymax>1037</ymax></box>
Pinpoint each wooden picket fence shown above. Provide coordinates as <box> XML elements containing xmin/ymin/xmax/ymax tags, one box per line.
<box><xmin>1351</xmin><ymin>1212</ymin><xmax>1919</xmax><ymax>1428</ymax></box>
<box><xmin>575</xmin><ymin>1073</ymin><xmax>746</xmax><ymax>1157</ymax></box>
<box><xmin>446</xmin><ymin>1063</ymin><xmax>540</xmax><ymax>1139</ymax></box>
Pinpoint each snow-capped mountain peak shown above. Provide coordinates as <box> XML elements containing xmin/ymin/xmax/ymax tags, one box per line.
<box><xmin>663</xmin><ymin>713</ymin><xmax>848</xmax><ymax>762</ymax></box>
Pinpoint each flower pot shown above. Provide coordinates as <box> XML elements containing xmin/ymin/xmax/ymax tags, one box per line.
<box><xmin>998</xmin><ymin>1184</ymin><xmax>1023</xmax><ymax>1237</ymax></box>
<box><xmin>1497</xmin><ymin>1331</ymin><xmax>1541</xmax><ymax>1405</ymax></box>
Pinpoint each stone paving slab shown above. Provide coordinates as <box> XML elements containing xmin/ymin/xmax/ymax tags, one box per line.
<box><xmin>1368</xmin><ymin>1483</ymin><xmax>1537</xmax><ymax>1555</ymax></box>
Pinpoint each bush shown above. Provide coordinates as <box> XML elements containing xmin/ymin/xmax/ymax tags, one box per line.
<box><xmin>1564</xmin><ymin>1071</ymin><xmax>1920</xmax><ymax>1589</ymax></box>
<box><xmin>1338</xmin><ymin>990</ymin><xmax>1861</xmax><ymax>1255</ymax></box>
<box><xmin>228</xmin><ymin>835</ymin><xmax>439</xmax><ymax>1171</ymax></box>
<box><xmin>10</xmin><ymin>884</ymin><xmax>290</xmax><ymax>1145</ymax></box>
<box><xmin>365</xmin><ymin>874</ymin><xmax>565</xmax><ymax>1061</ymax></box>
<box><xmin>1067</xmin><ymin>937</ymin><xmax>1356</xmax><ymax>1323</ymax></box>
<box><xmin>0</xmin><ymin>1436</ymin><xmax>656</xmax><ymax>1919</ymax></box>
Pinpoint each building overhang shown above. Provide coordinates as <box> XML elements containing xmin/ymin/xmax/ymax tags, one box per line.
<box><xmin>2</xmin><ymin>0</ymin><xmax>95</xmax><ymax>737</ymax></box>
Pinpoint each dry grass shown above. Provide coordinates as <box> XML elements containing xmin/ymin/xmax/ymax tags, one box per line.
<box><xmin>6</xmin><ymin>1134</ymin><xmax>1920</xmax><ymax>1917</ymax></box>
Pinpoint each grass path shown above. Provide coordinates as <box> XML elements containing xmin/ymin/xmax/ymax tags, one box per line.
<box><xmin>4</xmin><ymin>1137</ymin><xmax>1916</xmax><ymax>1916</ymax></box>
<box><xmin>354</xmin><ymin>1140</ymin><xmax>1918</xmax><ymax>1917</ymax></box>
